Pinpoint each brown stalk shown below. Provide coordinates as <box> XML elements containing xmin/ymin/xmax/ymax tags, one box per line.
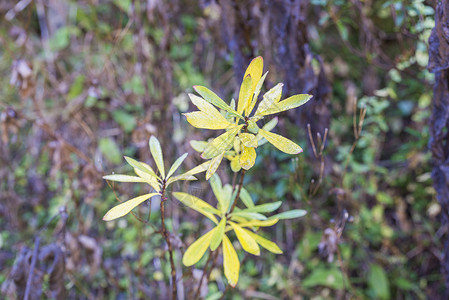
<box><xmin>160</xmin><ymin>181</ymin><xmax>177</xmax><ymax>300</ymax></box>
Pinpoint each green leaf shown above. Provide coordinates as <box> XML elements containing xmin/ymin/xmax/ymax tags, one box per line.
<box><xmin>172</xmin><ymin>192</ymin><xmax>219</xmax><ymax>224</ymax></box>
<box><xmin>183</xmin><ymin>228</ymin><xmax>216</xmax><ymax>266</ymax></box>
<box><xmin>166</xmin><ymin>153</ymin><xmax>188</xmax><ymax>179</ymax></box>
<box><xmin>368</xmin><ymin>264</ymin><xmax>390</xmax><ymax>300</ymax></box>
<box><xmin>240</xmin><ymin>201</ymin><xmax>282</xmax><ymax>213</ymax></box>
<box><xmin>202</xmin><ymin>126</ymin><xmax>242</xmax><ymax>159</ymax></box>
<box><xmin>259</xmin><ymin>94</ymin><xmax>313</xmax><ymax>116</ymax></box>
<box><xmin>247</xmin><ymin>120</ymin><xmax>259</xmax><ymax>134</ymax></box>
<box><xmin>231</xmin><ymin>211</ymin><xmax>267</xmax><ymax>220</ymax></box>
<box><xmin>269</xmin><ymin>209</ymin><xmax>307</xmax><ymax>220</ymax></box>
<box><xmin>99</xmin><ymin>138</ymin><xmax>122</xmax><ymax>164</ymax></box>
<box><xmin>210</xmin><ymin>218</ymin><xmax>226</xmax><ymax>251</ymax></box>
<box><xmin>103</xmin><ymin>193</ymin><xmax>158</xmax><ymax>221</ymax></box>
<box><xmin>124</xmin><ymin>156</ymin><xmax>159</xmax><ymax>179</ymax></box>
<box><xmin>167</xmin><ymin>160</ymin><xmax>212</xmax><ymax>185</ymax></box>
<box><xmin>193</xmin><ymin>86</ymin><xmax>241</xmax><ymax>119</ymax></box>
<box><xmin>302</xmin><ymin>267</ymin><xmax>344</xmax><ymax>290</ymax></box>
<box><xmin>258</xmin><ymin>129</ymin><xmax>303</xmax><ymax>154</ymax></box>
<box><xmin>246</xmin><ymin>231</ymin><xmax>283</xmax><ymax>254</ymax></box>
<box><xmin>210</xmin><ymin>174</ymin><xmax>226</xmax><ymax>213</ymax></box>
<box><xmin>149</xmin><ymin>136</ymin><xmax>165</xmax><ymax>178</ymax></box>
<box><xmin>239</xmin><ymin>187</ymin><xmax>254</xmax><ymax>208</ymax></box>
<box><xmin>223</xmin><ymin>235</ymin><xmax>240</xmax><ymax>287</ymax></box>
<box><xmin>103</xmin><ymin>174</ymin><xmax>146</xmax><ymax>183</ymax></box>
<box><xmin>67</xmin><ymin>75</ymin><xmax>85</xmax><ymax>100</ymax></box>
<box><xmin>206</xmin><ymin>151</ymin><xmax>225</xmax><ymax>180</ymax></box>
<box><xmin>237</xmin><ymin>75</ymin><xmax>253</xmax><ymax>115</ymax></box>
<box><xmin>230</xmin><ymin>222</ymin><xmax>260</xmax><ymax>256</ymax></box>
<box><xmin>112</xmin><ymin>110</ymin><xmax>137</xmax><ymax>133</ymax></box>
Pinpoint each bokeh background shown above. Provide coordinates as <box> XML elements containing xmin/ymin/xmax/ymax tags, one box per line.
<box><xmin>0</xmin><ymin>0</ymin><xmax>443</xmax><ymax>299</ymax></box>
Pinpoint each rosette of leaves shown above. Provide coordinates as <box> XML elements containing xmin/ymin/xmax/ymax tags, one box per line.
<box><xmin>190</xmin><ymin>117</ymin><xmax>279</xmax><ymax>173</ymax></box>
<box><xmin>184</xmin><ymin>56</ymin><xmax>313</xmax><ymax>179</ymax></box>
<box><xmin>173</xmin><ymin>174</ymin><xmax>306</xmax><ymax>287</ymax></box>
<box><xmin>102</xmin><ymin>136</ymin><xmax>210</xmax><ymax>221</ymax></box>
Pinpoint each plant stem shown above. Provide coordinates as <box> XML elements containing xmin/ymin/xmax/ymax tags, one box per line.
<box><xmin>228</xmin><ymin>169</ymin><xmax>246</xmax><ymax>215</ymax></box>
<box><xmin>160</xmin><ymin>183</ymin><xmax>177</xmax><ymax>300</ymax></box>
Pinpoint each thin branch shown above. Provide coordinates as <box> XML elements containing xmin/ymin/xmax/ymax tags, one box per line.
<box><xmin>24</xmin><ymin>237</ymin><xmax>40</xmax><ymax>300</ymax></box>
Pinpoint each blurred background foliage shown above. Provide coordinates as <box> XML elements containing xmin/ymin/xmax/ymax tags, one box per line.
<box><xmin>0</xmin><ymin>0</ymin><xmax>443</xmax><ymax>299</ymax></box>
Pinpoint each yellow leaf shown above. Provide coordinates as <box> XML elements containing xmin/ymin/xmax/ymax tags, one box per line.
<box><xmin>258</xmin><ymin>129</ymin><xmax>303</xmax><ymax>154</ymax></box>
<box><xmin>239</xmin><ymin>146</ymin><xmax>256</xmax><ymax>170</ymax></box>
<box><xmin>230</xmin><ymin>222</ymin><xmax>260</xmax><ymax>256</ymax></box>
<box><xmin>223</xmin><ymin>235</ymin><xmax>240</xmax><ymax>287</ymax></box>
<box><xmin>183</xmin><ymin>228</ymin><xmax>216</xmax><ymax>266</ymax></box>
<box><xmin>230</xmin><ymin>156</ymin><xmax>241</xmax><ymax>172</ymax></box>
<box><xmin>210</xmin><ymin>218</ymin><xmax>226</xmax><ymax>251</ymax></box>
<box><xmin>237</xmin><ymin>75</ymin><xmax>253</xmax><ymax>116</ymax></box>
<box><xmin>246</xmin><ymin>231</ymin><xmax>283</xmax><ymax>254</ymax></box>
<box><xmin>259</xmin><ymin>94</ymin><xmax>313</xmax><ymax>116</ymax></box>
<box><xmin>190</xmin><ymin>140</ymin><xmax>208</xmax><ymax>152</ymax></box>
<box><xmin>237</xmin><ymin>218</ymin><xmax>279</xmax><ymax>228</ymax></box>
<box><xmin>243</xmin><ymin>57</ymin><xmax>263</xmax><ymax>115</ymax></box>
<box><xmin>239</xmin><ymin>133</ymin><xmax>258</xmax><ymax>148</ymax></box>
<box><xmin>206</xmin><ymin>151</ymin><xmax>225</xmax><ymax>180</ymax></box>
<box><xmin>202</xmin><ymin>125</ymin><xmax>242</xmax><ymax>159</ymax></box>
<box><xmin>149</xmin><ymin>136</ymin><xmax>165</xmax><ymax>178</ymax></box>
<box><xmin>172</xmin><ymin>192</ymin><xmax>219</xmax><ymax>224</ymax></box>
<box><xmin>247</xmin><ymin>71</ymin><xmax>268</xmax><ymax>115</ymax></box>
<box><xmin>103</xmin><ymin>193</ymin><xmax>158</xmax><ymax>221</ymax></box>
<box><xmin>185</xmin><ymin>111</ymin><xmax>233</xmax><ymax>130</ymax></box>
<box><xmin>255</xmin><ymin>83</ymin><xmax>283</xmax><ymax>116</ymax></box>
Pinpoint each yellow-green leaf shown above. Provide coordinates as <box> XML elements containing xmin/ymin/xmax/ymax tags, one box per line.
<box><xmin>255</xmin><ymin>83</ymin><xmax>283</xmax><ymax>116</ymax></box>
<box><xmin>202</xmin><ymin>125</ymin><xmax>242</xmax><ymax>159</ymax></box>
<box><xmin>258</xmin><ymin>129</ymin><xmax>303</xmax><ymax>154</ymax></box>
<box><xmin>230</xmin><ymin>222</ymin><xmax>260</xmax><ymax>256</ymax></box>
<box><xmin>190</xmin><ymin>140</ymin><xmax>208</xmax><ymax>152</ymax></box>
<box><xmin>185</xmin><ymin>112</ymin><xmax>233</xmax><ymax>130</ymax></box>
<box><xmin>167</xmin><ymin>160</ymin><xmax>211</xmax><ymax>185</ymax></box>
<box><xmin>247</xmin><ymin>71</ymin><xmax>268</xmax><ymax>115</ymax></box>
<box><xmin>230</xmin><ymin>156</ymin><xmax>241</xmax><ymax>172</ymax></box>
<box><xmin>239</xmin><ymin>133</ymin><xmax>258</xmax><ymax>148</ymax></box>
<box><xmin>183</xmin><ymin>228</ymin><xmax>216</xmax><ymax>266</ymax></box>
<box><xmin>223</xmin><ymin>235</ymin><xmax>240</xmax><ymax>287</ymax></box>
<box><xmin>239</xmin><ymin>187</ymin><xmax>254</xmax><ymax>208</ymax></box>
<box><xmin>103</xmin><ymin>193</ymin><xmax>158</xmax><ymax>221</ymax></box>
<box><xmin>149</xmin><ymin>136</ymin><xmax>165</xmax><ymax>178</ymax></box>
<box><xmin>210</xmin><ymin>174</ymin><xmax>226</xmax><ymax>213</ymax></box>
<box><xmin>166</xmin><ymin>153</ymin><xmax>188</xmax><ymax>179</ymax></box>
<box><xmin>134</xmin><ymin>168</ymin><xmax>161</xmax><ymax>192</ymax></box>
<box><xmin>206</xmin><ymin>151</ymin><xmax>225</xmax><ymax>180</ymax></box>
<box><xmin>237</xmin><ymin>74</ymin><xmax>253</xmax><ymax>116</ymax></box>
<box><xmin>237</xmin><ymin>218</ymin><xmax>279</xmax><ymax>228</ymax></box>
<box><xmin>210</xmin><ymin>218</ymin><xmax>226</xmax><ymax>251</ymax></box>
<box><xmin>188</xmin><ymin>93</ymin><xmax>225</xmax><ymax>118</ymax></box>
<box><xmin>124</xmin><ymin>156</ymin><xmax>159</xmax><ymax>179</ymax></box>
<box><xmin>259</xmin><ymin>94</ymin><xmax>313</xmax><ymax>116</ymax></box>
<box><xmin>239</xmin><ymin>201</ymin><xmax>282</xmax><ymax>213</ymax></box>
<box><xmin>239</xmin><ymin>146</ymin><xmax>256</xmax><ymax>170</ymax></box>
<box><xmin>247</xmin><ymin>120</ymin><xmax>259</xmax><ymax>134</ymax></box>
<box><xmin>193</xmin><ymin>86</ymin><xmax>241</xmax><ymax>119</ymax></box>
<box><xmin>246</xmin><ymin>231</ymin><xmax>283</xmax><ymax>254</ymax></box>
<box><xmin>103</xmin><ymin>174</ymin><xmax>146</xmax><ymax>183</ymax></box>
<box><xmin>231</xmin><ymin>211</ymin><xmax>267</xmax><ymax>220</ymax></box>
<box><xmin>172</xmin><ymin>192</ymin><xmax>219</xmax><ymax>224</ymax></box>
